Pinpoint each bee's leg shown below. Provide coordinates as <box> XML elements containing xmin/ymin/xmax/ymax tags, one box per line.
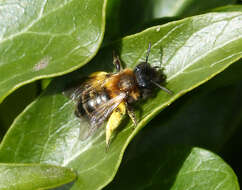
<box><xmin>113</xmin><ymin>51</ymin><xmax>123</xmax><ymax>72</ymax></box>
<box><xmin>106</xmin><ymin>102</ymin><xmax>126</xmax><ymax>151</ymax></box>
<box><xmin>126</xmin><ymin>103</ymin><xmax>138</xmax><ymax>128</ymax></box>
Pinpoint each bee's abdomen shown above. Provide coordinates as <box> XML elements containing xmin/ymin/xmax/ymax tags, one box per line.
<box><xmin>82</xmin><ymin>90</ymin><xmax>110</xmax><ymax>116</ymax></box>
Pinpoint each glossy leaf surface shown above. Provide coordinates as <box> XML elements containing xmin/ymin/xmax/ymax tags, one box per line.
<box><xmin>0</xmin><ymin>0</ymin><xmax>107</xmax><ymax>103</ymax></box>
<box><xmin>0</xmin><ymin>12</ymin><xmax>241</xmax><ymax>189</ymax></box>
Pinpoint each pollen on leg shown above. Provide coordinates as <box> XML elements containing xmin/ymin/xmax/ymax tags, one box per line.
<box><xmin>105</xmin><ymin>102</ymin><xmax>126</xmax><ymax>148</ymax></box>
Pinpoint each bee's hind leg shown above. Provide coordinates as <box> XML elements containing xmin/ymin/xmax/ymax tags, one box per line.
<box><xmin>106</xmin><ymin>102</ymin><xmax>126</xmax><ymax>151</ymax></box>
<box><xmin>113</xmin><ymin>51</ymin><xmax>123</xmax><ymax>72</ymax></box>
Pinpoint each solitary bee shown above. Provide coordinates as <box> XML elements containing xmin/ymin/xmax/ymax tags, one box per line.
<box><xmin>70</xmin><ymin>43</ymin><xmax>172</xmax><ymax>149</ymax></box>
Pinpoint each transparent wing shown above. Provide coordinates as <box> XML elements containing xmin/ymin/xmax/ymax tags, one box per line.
<box><xmin>90</xmin><ymin>92</ymin><xmax>126</xmax><ymax>127</ymax></box>
<box><xmin>63</xmin><ymin>72</ymin><xmax>110</xmax><ymax>102</ymax></box>
<box><xmin>78</xmin><ymin>92</ymin><xmax>126</xmax><ymax>141</ymax></box>
<box><xmin>64</xmin><ymin>85</ymin><xmax>83</xmax><ymax>101</ymax></box>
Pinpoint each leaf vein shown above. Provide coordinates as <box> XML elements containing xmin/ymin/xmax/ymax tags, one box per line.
<box><xmin>0</xmin><ymin>0</ymin><xmax>75</xmax><ymax>44</ymax></box>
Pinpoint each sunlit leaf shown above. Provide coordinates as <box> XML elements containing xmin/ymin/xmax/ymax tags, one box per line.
<box><xmin>0</xmin><ymin>0</ymin><xmax>107</xmax><ymax>103</ymax></box>
<box><xmin>0</xmin><ymin>12</ymin><xmax>241</xmax><ymax>189</ymax></box>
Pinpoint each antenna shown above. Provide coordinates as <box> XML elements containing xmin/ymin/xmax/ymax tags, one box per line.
<box><xmin>150</xmin><ymin>80</ymin><xmax>173</xmax><ymax>95</ymax></box>
<box><xmin>145</xmin><ymin>42</ymin><xmax>151</xmax><ymax>63</ymax></box>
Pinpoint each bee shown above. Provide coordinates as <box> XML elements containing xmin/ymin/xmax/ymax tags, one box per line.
<box><xmin>70</xmin><ymin>43</ymin><xmax>172</xmax><ymax>149</ymax></box>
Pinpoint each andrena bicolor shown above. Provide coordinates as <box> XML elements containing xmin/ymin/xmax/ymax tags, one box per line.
<box><xmin>69</xmin><ymin>43</ymin><xmax>172</xmax><ymax>149</ymax></box>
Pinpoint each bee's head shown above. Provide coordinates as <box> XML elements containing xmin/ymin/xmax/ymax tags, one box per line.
<box><xmin>134</xmin><ymin>62</ymin><xmax>165</xmax><ymax>89</ymax></box>
<box><xmin>134</xmin><ymin>43</ymin><xmax>172</xmax><ymax>95</ymax></box>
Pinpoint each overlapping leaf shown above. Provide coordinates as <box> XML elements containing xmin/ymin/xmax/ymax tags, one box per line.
<box><xmin>0</xmin><ymin>0</ymin><xmax>107</xmax><ymax>103</ymax></box>
<box><xmin>0</xmin><ymin>12</ymin><xmax>241</xmax><ymax>189</ymax></box>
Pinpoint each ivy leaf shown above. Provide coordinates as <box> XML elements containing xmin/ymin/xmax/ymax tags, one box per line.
<box><xmin>0</xmin><ymin>12</ymin><xmax>241</xmax><ymax>190</ymax></box>
<box><xmin>0</xmin><ymin>0</ymin><xmax>107</xmax><ymax>103</ymax></box>
<box><xmin>0</xmin><ymin>163</ymin><xmax>76</xmax><ymax>190</ymax></box>
<box><xmin>105</xmin><ymin>147</ymin><xmax>239</xmax><ymax>190</ymax></box>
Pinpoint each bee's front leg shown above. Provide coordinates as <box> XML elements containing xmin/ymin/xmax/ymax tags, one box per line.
<box><xmin>112</xmin><ymin>51</ymin><xmax>123</xmax><ymax>72</ymax></box>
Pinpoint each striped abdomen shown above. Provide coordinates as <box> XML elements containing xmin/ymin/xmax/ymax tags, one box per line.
<box><xmin>82</xmin><ymin>89</ymin><xmax>110</xmax><ymax>117</ymax></box>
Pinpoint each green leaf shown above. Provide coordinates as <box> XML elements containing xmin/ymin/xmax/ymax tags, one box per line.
<box><xmin>0</xmin><ymin>12</ymin><xmax>241</xmax><ymax>189</ymax></box>
<box><xmin>0</xmin><ymin>163</ymin><xmax>76</xmax><ymax>190</ymax></box>
<box><xmin>105</xmin><ymin>147</ymin><xmax>239</xmax><ymax>190</ymax></box>
<box><xmin>0</xmin><ymin>0</ymin><xmax>107</xmax><ymax>103</ymax></box>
